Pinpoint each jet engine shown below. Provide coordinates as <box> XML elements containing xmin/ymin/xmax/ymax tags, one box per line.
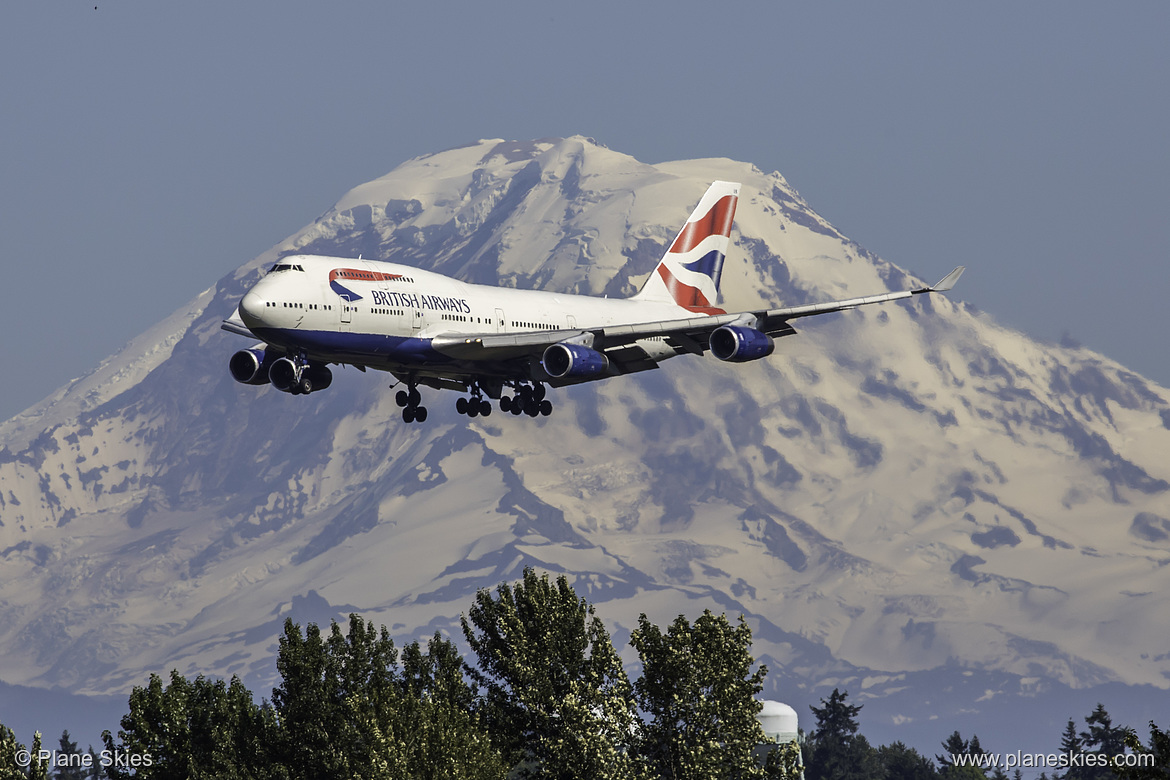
<box><xmin>268</xmin><ymin>358</ymin><xmax>333</xmax><ymax>394</ymax></box>
<box><xmin>709</xmin><ymin>325</ymin><xmax>775</xmax><ymax>363</ymax></box>
<box><xmin>542</xmin><ymin>342</ymin><xmax>610</xmax><ymax>379</ymax></box>
<box><xmin>229</xmin><ymin>347</ymin><xmax>274</xmax><ymax>385</ymax></box>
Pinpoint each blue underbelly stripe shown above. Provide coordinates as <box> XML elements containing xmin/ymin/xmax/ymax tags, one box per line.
<box><xmin>252</xmin><ymin>328</ymin><xmax>447</xmax><ymax>363</ymax></box>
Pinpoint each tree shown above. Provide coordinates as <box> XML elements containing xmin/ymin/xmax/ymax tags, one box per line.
<box><xmin>53</xmin><ymin>730</ymin><xmax>85</xmax><ymax>780</ymax></box>
<box><xmin>103</xmin><ymin>669</ymin><xmax>282</xmax><ymax>780</ymax></box>
<box><xmin>0</xmin><ymin>722</ymin><xmax>26</xmax><ymax>780</ymax></box>
<box><xmin>461</xmin><ymin>568</ymin><xmax>643</xmax><ymax>780</ymax></box>
<box><xmin>1078</xmin><ymin>703</ymin><xmax>1128</xmax><ymax>779</ymax></box>
<box><xmin>805</xmin><ymin>689</ymin><xmax>883</xmax><ymax>780</ymax></box>
<box><xmin>1117</xmin><ymin>720</ymin><xmax>1170</xmax><ymax>780</ymax></box>
<box><xmin>273</xmin><ymin>614</ymin><xmax>399</xmax><ymax>780</ymax></box>
<box><xmin>359</xmin><ymin>631</ymin><xmax>506</xmax><ymax>780</ymax></box>
<box><xmin>876</xmin><ymin>741</ymin><xmax>938</xmax><ymax>780</ymax></box>
<box><xmin>1058</xmin><ymin>719</ymin><xmax>1085</xmax><ymax>780</ymax></box>
<box><xmin>936</xmin><ymin>731</ymin><xmax>988</xmax><ymax>780</ymax></box>
<box><xmin>630</xmin><ymin>610</ymin><xmax>771</xmax><ymax>780</ymax></box>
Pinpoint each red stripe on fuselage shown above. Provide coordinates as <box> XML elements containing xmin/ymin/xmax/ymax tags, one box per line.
<box><xmin>328</xmin><ymin>268</ymin><xmax>404</xmax><ymax>284</ymax></box>
<box><xmin>668</xmin><ymin>194</ymin><xmax>738</xmax><ymax>254</ymax></box>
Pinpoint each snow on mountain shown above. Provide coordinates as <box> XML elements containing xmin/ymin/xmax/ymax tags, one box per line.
<box><xmin>2</xmin><ymin>136</ymin><xmax>1168</xmax><ymax>747</ymax></box>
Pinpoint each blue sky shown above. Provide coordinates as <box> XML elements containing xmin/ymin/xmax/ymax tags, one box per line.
<box><xmin>2</xmin><ymin>2</ymin><xmax>1167</xmax><ymax>422</ymax></box>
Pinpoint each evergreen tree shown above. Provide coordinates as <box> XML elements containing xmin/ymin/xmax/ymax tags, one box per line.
<box><xmin>1078</xmin><ymin>703</ymin><xmax>1127</xmax><ymax>779</ymax></box>
<box><xmin>0</xmin><ymin>723</ymin><xmax>25</xmax><ymax>780</ymax></box>
<box><xmin>53</xmin><ymin>730</ymin><xmax>84</xmax><ymax>780</ymax></box>
<box><xmin>461</xmin><ymin>568</ymin><xmax>643</xmax><ymax>780</ymax></box>
<box><xmin>1059</xmin><ymin>719</ymin><xmax>1085</xmax><ymax>780</ymax></box>
<box><xmin>935</xmin><ymin>731</ymin><xmax>987</xmax><ymax>779</ymax></box>
<box><xmin>804</xmin><ymin>689</ymin><xmax>883</xmax><ymax>780</ymax></box>
<box><xmin>876</xmin><ymin>741</ymin><xmax>938</xmax><ymax>780</ymax></box>
<box><xmin>809</xmin><ymin>690</ymin><xmax>861</xmax><ymax>742</ymax></box>
<box><xmin>630</xmin><ymin>610</ymin><xmax>771</xmax><ymax>780</ymax></box>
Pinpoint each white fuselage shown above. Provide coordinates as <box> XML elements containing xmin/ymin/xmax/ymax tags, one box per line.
<box><xmin>237</xmin><ymin>254</ymin><xmax>692</xmax><ymax>375</ymax></box>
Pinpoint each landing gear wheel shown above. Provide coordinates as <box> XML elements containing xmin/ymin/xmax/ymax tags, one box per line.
<box><xmin>500</xmin><ymin>396</ymin><xmax>512</xmax><ymax>413</ymax></box>
<box><xmin>479</xmin><ymin>399</ymin><xmax>492</xmax><ymax>416</ymax></box>
<box><xmin>539</xmin><ymin>399</ymin><xmax>552</xmax><ymax>416</ymax></box>
<box><xmin>415</xmin><ymin>406</ymin><xmax>428</xmax><ymax>423</ymax></box>
<box><xmin>456</xmin><ymin>397</ymin><xmax>468</xmax><ymax>415</ymax></box>
<box><xmin>298</xmin><ymin>376</ymin><xmax>313</xmax><ymax>395</ymax></box>
<box><xmin>396</xmin><ymin>390</ymin><xmax>409</xmax><ymax>407</ymax></box>
<box><xmin>402</xmin><ymin>406</ymin><xmax>415</xmax><ymax>423</ymax></box>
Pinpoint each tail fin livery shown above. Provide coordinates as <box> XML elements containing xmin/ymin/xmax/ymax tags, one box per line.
<box><xmin>633</xmin><ymin>180</ymin><xmax>740</xmax><ymax>314</ymax></box>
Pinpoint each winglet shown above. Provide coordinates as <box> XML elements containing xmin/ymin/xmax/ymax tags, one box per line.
<box><xmin>929</xmin><ymin>266</ymin><xmax>965</xmax><ymax>292</ymax></box>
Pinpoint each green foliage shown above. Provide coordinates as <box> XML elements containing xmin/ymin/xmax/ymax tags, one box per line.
<box><xmin>102</xmin><ymin>669</ymin><xmax>281</xmax><ymax>780</ymax></box>
<box><xmin>1117</xmin><ymin>721</ymin><xmax>1170</xmax><ymax>780</ymax></box>
<box><xmin>805</xmin><ymin>690</ymin><xmax>884</xmax><ymax>780</ymax></box>
<box><xmin>630</xmin><ymin>610</ymin><xmax>770</xmax><ymax>780</ymax></box>
<box><xmin>461</xmin><ymin>568</ymin><xmax>642</xmax><ymax>780</ymax></box>
<box><xmin>877</xmin><ymin>741</ymin><xmax>938</xmax><ymax>780</ymax></box>
<box><xmin>0</xmin><ymin>723</ymin><xmax>26</xmax><ymax>780</ymax></box>
<box><xmin>936</xmin><ymin>731</ymin><xmax>988</xmax><ymax>780</ymax></box>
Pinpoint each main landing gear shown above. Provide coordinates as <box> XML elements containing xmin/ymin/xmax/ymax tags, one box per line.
<box><xmin>455</xmin><ymin>384</ymin><xmax>492</xmax><ymax>418</ymax></box>
<box><xmin>500</xmin><ymin>382</ymin><xmax>552</xmax><ymax>417</ymax></box>
<box><xmin>394</xmin><ymin>383</ymin><xmax>428</xmax><ymax>423</ymax></box>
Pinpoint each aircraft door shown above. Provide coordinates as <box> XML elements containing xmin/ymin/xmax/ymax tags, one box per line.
<box><xmin>495</xmin><ymin>308</ymin><xmax>505</xmax><ymax>333</ymax></box>
<box><xmin>340</xmin><ymin>296</ymin><xmax>353</xmax><ymax>328</ymax></box>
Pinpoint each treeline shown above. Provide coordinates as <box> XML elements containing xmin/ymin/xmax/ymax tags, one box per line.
<box><xmin>1</xmin><ymin>568</ymin><xmax>1167</xmax><ymax>779</ymax></box>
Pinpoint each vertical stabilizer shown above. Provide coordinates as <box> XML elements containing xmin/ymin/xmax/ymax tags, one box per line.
<box><xmin>633</xmin><ymin>180</ymin><xmax>740</xmax><ymax>313</ymax></box>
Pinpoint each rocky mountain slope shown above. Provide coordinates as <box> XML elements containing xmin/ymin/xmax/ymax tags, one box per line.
<box><xmin>2</xmin><ymin>137</ymin><xmax>1168</xmax><ymax>749</ymax></box>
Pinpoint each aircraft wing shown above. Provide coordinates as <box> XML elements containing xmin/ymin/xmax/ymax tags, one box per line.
<box><xmin>433</xmin><ymin>266</ymin><xmax>964</xmax><ymax>369</ymax></box>
<box><xmin>221</xmin><ymin>312</ymin><xmax>256</xmax><ymax>338</ymax></box>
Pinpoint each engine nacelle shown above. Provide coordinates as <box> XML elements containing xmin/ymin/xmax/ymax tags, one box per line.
<box><xmin>229</xmin><ymin>347</ymin><xmax>274</xmax><ymax>385</ymax></box>
<box><xmin>303</xmin><ymin>364</ymin><xmax>333</xmax><ymax>392</ymax></box>
<box><xmin>709</xmin><ymin>325</ymin><xmax>775</xmax><ymax>363</ymax></box>
<box><xmin>269</xmin><ymin>357</ymin><xmax>332</xmax><ymax>393</ymax></box>
<box><xmin>268</xmin><ymin>357</ymin><xmax>302</xmax><ymax>392</ymax></box>
<box><xmin>542</xmin><ymin>342</ymin><xmax>610</xmax><ymax>379</ymax></box>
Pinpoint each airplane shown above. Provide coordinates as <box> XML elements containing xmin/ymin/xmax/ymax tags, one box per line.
<box><xmin>222</xmin><ymin>181</ymin><xmax>964</xmax><ymax>423</ymax></box>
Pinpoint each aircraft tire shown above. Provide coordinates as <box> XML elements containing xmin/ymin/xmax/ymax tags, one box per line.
<box><xmin>396</xmin><ymin>390</ymin><xmax>409</xmax><ymax>407</ymax></box>
<box><xmin>540</xmin><ymin>400</ymin><xmax>552</xmax><ymax>416</ymax></box>
<box><xmin>456</xmin><ymin>398</ymin><xmax>468</xmax><ymax>415</ymax></box>
<box><xmin>402</xmin><ymin>406</ymin><xmax>415</xmax><ymax>423</ymax></box>
<box><xmin>480</xmin><ymin>400</ymin><xmax>492</xmax><ymax>416</ymax></box>
<box><xmin>299</xmin><ymin>377</ymin><xmax>313</xmax><ymax>395</ymax></box>
<box><xmin>500</xmin><ymin>396</ymin><xmax>512</xmax><ymax>412</ymax></box>
<box><xmin>415</xmin><ymin>406</ymin><xmax>428</xmax><ymax>422</ymax></box>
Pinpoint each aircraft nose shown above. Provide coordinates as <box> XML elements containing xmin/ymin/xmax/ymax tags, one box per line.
<box><xmin>238</xmin><ymin>290</ymin><xmax>267</xmax><ymax>327</ymax></box>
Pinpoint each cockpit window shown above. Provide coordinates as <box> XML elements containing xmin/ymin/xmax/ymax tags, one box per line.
<box><xmin>268</xmin><ymin>263</ymin><xmax>305</xmax><ymax>274</ymax></box>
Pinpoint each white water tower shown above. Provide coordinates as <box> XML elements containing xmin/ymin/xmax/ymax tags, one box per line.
<box><xmin>757</xmin><ymin>699</ymin><xmax>800</xmax><ymax>743</ymax></box>
<box><xmin>755</xmin><ymin>700</ymin><xmax>803</xmax><ymax>778</ymax></box>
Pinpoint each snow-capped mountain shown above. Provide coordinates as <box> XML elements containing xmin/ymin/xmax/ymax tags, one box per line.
<box><xmin>2</xmin><ymin>137</ymin><xmax>1168</xmax><ymax>750</ymax></box>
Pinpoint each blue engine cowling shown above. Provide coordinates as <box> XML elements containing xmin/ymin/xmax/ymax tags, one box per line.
<box><xmin>229</xmin><ymin>347</ymin><xmax>274</xmax><ymax>385</ymax></box>
<box><xmin>542</xmin><ymin>343</ymin><xmax>610</xmax><ymax>379</ymax></box>
<box><xmin>709</xmin><ymin>325</ymin><xmax>775</xmax><ymax>362</ymax></box>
